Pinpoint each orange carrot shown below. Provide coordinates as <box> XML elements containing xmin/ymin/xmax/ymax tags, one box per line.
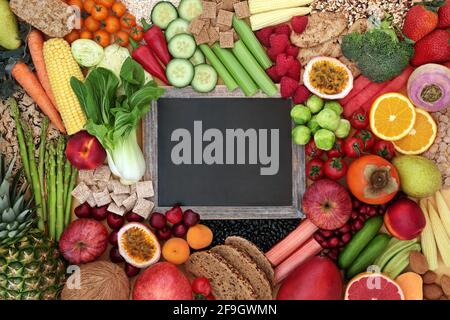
<box><xmin>339</xmin><ymin>75</ymin><xmax>372</xmax><ymax>106</ymax></box>
<box><xmin>274</xmin><ymin>238</ymin><xmax>322</xmax><ymax>284</ymax></box>
<box><xmin>28</xmin><ymin>30</ymin><xmax>57</xmax><ymax>107</ymax></box>
<box><xmin>12</xmin><ymin>63</ymin><xmax>66</xmax><ymax>133</ymax></box>
<box><xmin>265</xmin><ymin>219</ymin><xmax>318</xmax><ymax>266</ymax></box>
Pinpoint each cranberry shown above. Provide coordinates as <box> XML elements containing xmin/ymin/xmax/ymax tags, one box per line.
<box><xmin>320</xmin><ymin>230</ymin><xmax>334</xmax><ymax>238</ymax></box>
<box><xmin>91</xmin><ymin>205</ymin><xmax>109</xmax><ymax>221</ymax></box>
<box><xmin>351</xmin><ymin>210</ymin><xmax>360</xmax><ymax>220</ymax></box>
<box><xmin>125</xmin><ymin>263</ymin><xmax>141</xmax><ymax>277</ymax></box>
<box><xmin>314</xmin><ymin>233</ymin><xmax>325</xmax><ymax>243</ymax></box>
<box><xmin>74</xmin><ymin>203</ymin><xmax>92</xmax><ymax>219</ymax></box>
<box><xmin>108</xmin><ymin>230</ymin><xmax>119</xmax><ymax>246</ymax></box>
<box><xmin>341</xmin><ymin>233</ymin><xmax>352</xmax><ymax>244</ymax></box>
<box><xmin>327</xmin><ymin>250</ymin><xmax>338</xmax><ymax>261</ymax></box>
<box><xmin>352</xmin><ymin>198</ymin><xmax>361</xmax><ymax>209</ymax></box>
<box><xmin>172</xmin><ymin>223</ymin><xmax>188</xmax><ymax>237</ymax></box>
<box><xmin>353</xmin><ymin>219</ymin><xmax>364</xmax><ymax>231</ymax></box>
<box><xmin>183</xmin><ymin>209</ymin><xmax>200</xmax><ymax>227</ymax></box>
<box><xmin>359</xmin><ymin>205</ymin><xmax>370</xmax><ymax>215</ymax></box>
<box><xmin>367</xmin><ymin>207</ymin><xmax>378</xmax><ymax>217</ymax></box>
<box><xmin>156</xmin><ymin>227</ymin><xmax>172</xmax><ymax>240</ymax></box>
<box><xmin>125</xmin><ymin>212</ymin><xmax>144</xmax><ymax>223</ymax></box>
<box><xmin>339</xmin><ymin>224</ymin><xmax>351</xmax><ymax>234</ymax></box>
<box><xmin>107</xmin><ymin>212</ymin><xmax>125</xmax><ymax>230</ymax></box>
<box><xmin>327</xmin><ymin>237</ymin><xmax>340</xmax><ymax>248</ymax></box>
<box><xmin>150</xmin><ymin>212</ymin><xmax>167</xmax><ymax>230</ymax></box>
<box><xmin>109</xmin><ymin>247</ymin><xmax>124</xmax><ymax>263</ymax></box>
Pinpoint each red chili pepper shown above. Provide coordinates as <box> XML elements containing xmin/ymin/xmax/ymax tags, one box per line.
<box><xmin>130</xmin><ymin>39</ymin><xmax>169</xmax><ymax>85</ymax></box>
<box><xmin>141</xmin><ymin>19</ymin><xmax>172</xmax><ymax>65</ymax></box>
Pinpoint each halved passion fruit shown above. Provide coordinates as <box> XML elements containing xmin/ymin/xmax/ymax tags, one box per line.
<box><xmin>118</xmin><ymin>223</ymin><xmax>161</xmax><ymax>268</ymax></box>
<box><xmin>303</xmin><ymin>57</ymin><xmax>353</xmax><ymax>100</ymax></box>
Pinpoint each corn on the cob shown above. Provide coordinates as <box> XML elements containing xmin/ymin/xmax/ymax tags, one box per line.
<box><xmin>250</xmin><ymin>7</ymin><xmax>312</xmax><ymax>31</ymax></box>
<box><xmin>435</xmin><ymin>191</ymin><xmax>450</xmax><ymax>237</ymax></box>
<box><xmin>428</xmin><ymin>200</ymin><xmax>450</xmax><ymax>267</ymax></box>
<box><xmin>419</xmin><ymin>199</ymin><xmax>439</xmax><ymax>270</ymax></box>
<box><xmin>43</xmin><ymin>38</ymin><xmax>86</xmax><ymax>135</ymax></box>
<box><xmin>249</xmin><ymin>0</ymin><xmax>313</xmax><ymax>15</ymax></box>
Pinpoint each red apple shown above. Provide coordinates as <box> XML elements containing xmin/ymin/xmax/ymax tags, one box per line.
<box><xmin>277</xmin><ymin>256</ymin><xmax>343</xmax><ymax>300</ymax></box>
<box><xmin>59</xmin><ymin>219</ymin><xmax>109</xmax><ymax>264</ymax></box>
<box><xmin>133</xmin><ymin>262</ymin><xmax>193</xmax><ymax>300</ymax></box>
<box><xmin>302</xmin><ymin>179</ymin><xmax>352</xmax><ymax>230</ymax></box>
<box><xmin>66</xmin><ymin>131</ymin><xmax>106</xmax><ymax>170</ymax></box>
<box><xmin>384</xmin><ymin>198</ymin><xmax>426</xmax><ymax>240</ymax></box>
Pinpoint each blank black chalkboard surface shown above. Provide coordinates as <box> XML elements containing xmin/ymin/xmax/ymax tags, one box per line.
<box><xmin>143</xmin><ymin>87</ymin><xmax>305</xmax><ymax>219</ymax></box>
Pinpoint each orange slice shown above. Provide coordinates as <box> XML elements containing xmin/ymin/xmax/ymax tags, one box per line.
<box><xmin>345</xmin><ymin>273</ymin><xmax>405</xmax><ymax>300</ymax></box>
<box><xmin>393</xmin><ymin>108</ymin><xmax>437</xmax><ymax>155</ymax></box>
<box><xmin>370</xmin><ymin>93</ymin><xmax>416</xmax><ymax>141</ymax></box>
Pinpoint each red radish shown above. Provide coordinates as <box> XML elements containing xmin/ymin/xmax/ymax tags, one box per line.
<box><xmin>156</xmin><ymin>227</ymin><xmax>172</xmax><ymax>240</ymax></box>
<box><xmin>183</xmin><ymin>209</ymin><xmax>200</xmax><ymax>227</ymax></box>
<box><xmin>172</xmin><ymin>223</ymin><xmax>188</xmax><ymax>237</ymax></box>
<box><xmin>150</xmin><ymin>212</ymin><xmax>167</xmax><ymax>229</ymax></box>
<box><xmin>126</xmin><ymin>212</ymin><xmax>145</xmax><ymax>222</ymax></box>
<box><xmin>109</xmin><ymin>230</ymin><xmax>119</xmax><ymax>246</ymax></box>
<box><xmin>107</xmin><ymin>212</ymin><xmax>125</xmax><ymax>230</ymax></box>
<box><xmin>59</xmin><ymin>219</ymin><xmax>109</xmax><ymax>264</ymax></box>
<box><xmin>274</xmin><ymin>24</ymin><xmax>291</xmax><ymax>36</ymax></box>
<box><xmin>302</xmin><ymin>179</ymin><xmax>352</xmax><ymax>230</ymax></box>
<box><xmin>291</xmin><ymin>16</ymin><xmax>308</xmax><ymax>34</ymax></box>
<box><xmin>91</xmin><ymin>205</ymin><xmax>109</xmax><ymax>221</ymax></box>
<box><xmin>339</xmin><ymin>75</ymin><xmax>372</xmax><ymax>106</ymax></box>
<box><xmin>125</xmin><ymin>263</ymin><xmax>141</xmax><ymax>278</ymax></box>
<box><xmin>166</xmin><ymin>206</ymin><xmax>183</xmax><ymax>224</ymax></box>
<box><xmin>274</xmin><ymin>239</ymin><xmax>323</xmax><ymax>284</ymax></box>
<box><xmin>265</xmin><ymin>219</ymin><xmax>318</xmax><ymax>266</ymax></box>
<box><xmin>74</xmin><ymin>203</ymin><xmax>92</xmax><ymax>219</ymax></box>
<box><xmin>280</xmin><ymin>76</ymin><xmax>298</xmax><ymax>98</ymax></box>
<box><xmin>255</xmin><ymin>27</ymin><xmax>274</xmax><ymax>47</ymax></box>
<box><xmin>292</xmin><ymin>85</ymin><xmax>311</xmax><ymax>104</ymax></box>
<box><xmin>110</xmin><ymin>246</ymin><xmax>125</xmax><ymax>263</ymax></box>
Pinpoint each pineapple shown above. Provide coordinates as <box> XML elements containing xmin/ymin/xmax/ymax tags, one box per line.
<box><xmin>0</xmin><ymin>230</ymin><xmax>66</xmax><ymax>300</ymax></box>
<box><xmin>0</xmin><ymin>154</ymin><xmax>35</xmax><ymax>247</ymax></box>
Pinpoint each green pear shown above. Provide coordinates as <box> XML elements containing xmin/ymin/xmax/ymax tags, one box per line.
<box><xmin>0</xmin><ymin>0</ymin><xmax>21</xmax><ymax>50</ymax></box>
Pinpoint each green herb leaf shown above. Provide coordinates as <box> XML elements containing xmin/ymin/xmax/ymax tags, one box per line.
<box><xmin>120</xmin><ymin>57</ymin><xmax>145</xmax><ymax>97</ymax></box>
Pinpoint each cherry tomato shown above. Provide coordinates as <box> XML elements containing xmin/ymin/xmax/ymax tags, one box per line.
<box><xmin>67</xmin><ymin>0</ymin><xmax>83</xmax><ymax>9</ymax></box>
<box><xmin>114</xmin><ymin>30</ymin><xmax>129</xmax><ymax>46</ymax></box>
<box><xmin>105</xmin><ymin>16</ymin><xmax>121</xmax><ymax>33</ymax></box>
<box><xmin>93</xmin><ymin>29</ymin><xmax>111</xmax><ymax>47</ymax></box>
<box><xmin>120</xmin><ymin>12</ymin><xmax>137</xmax><ymax>29</ymax></box>
<box><xmin>372</xmin><ymin>140</ymin><xmax>396</xmax><ymax>161</ymax></box>
<box><xmin>350</xmin><ymin>108</ymin><xmax>369</xmax><ymax>130</ymax></box>
<box><xmin>83</xmin><ymin>0</ymin><xmax>96</xmax><ymax>13</ymax></box>
<box><xmin>354</xmin><ymin>129</ymin><xmax>376</xmax><ymax>151</ymax></box>
<box><xmin>112</xmin><ymin>2</ymin><xmax>127</xmax><ymax>17</ymax></box>
<box><xmin>91</xmin><ymin>4</ymin><xmax>109</xmax><ymax>21</ymax></box>
<box><xmin>306</xmin><ymin>158</ymin><xmax>324</xmax><ymax>181</ymax></box>
<box><xmin>130</xmin><ymin>26</ymin><xmax>144</xmax><ymax>42</ymax></box>
<box><xmin>84</xmin><ymin>16</ymin><xmax>101</xmax><ymax>32</ymax></box>
<box><xmin>95</xmin><ymin>0</ymin><xmax>115</xmax><ymax>8</ymax></box>
<box><xmin>324</xmin><ymin>157</ymin><xmax>348</xmax><ymax>180</ymax></box>
<box><xmin>326</xmin><ymin>139</ymin><xmax>344</xmax><ymax>158</ymax></box>
<box><xmin>80</xmin><ymin>30</ymin><xmax>93</xmax><ymax>39</ymax></box>
<box><xmin>343</xmin><ymin>137</ymin><xmax>364</xmax><ymax>158</ymax></box>
<box><xmin>191</xmin><ymin>277</ymin><xmax>212</xmax><ymax>297</ymax></box>
<box><xmin>64</xmin><ymin>30</ymin><xmax>80</xmax><ymax>44</ymax></box>
<box><xmin>305</xmin><ymin>140</ymin><xmax>323</xmax><ymax>159</ymax></box>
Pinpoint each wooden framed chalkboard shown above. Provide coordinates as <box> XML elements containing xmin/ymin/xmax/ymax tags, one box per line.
<box><xmin>143</xmin><ymin>86</ymin><xmax>305</xmax><ymax>219</ymax></box>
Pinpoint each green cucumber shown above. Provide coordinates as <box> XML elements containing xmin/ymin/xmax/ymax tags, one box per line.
<box><xmin>373</xmin><ymin>238</ymin><xmax>418</xmax><ymax>270</ymax></box>
<box><xmin>166</xmin><ymin>58</ymin><xmax>194</xmax><ymax>88</ymax></box>
<box><xmin>190</xmin><ymin>48</ymin><xmax>206</xmax><ymax>65</ymax></box>
<box><xmin>346</xmin><ymin>234</ymin><xmax>391</xmax><ymax>279</ymax></box>
<box><xmin>168</xmin><ymin>34</ymin><xmax>197</xmax><ymax>59</ymax></box>
<box><xmin>165</xmin><ymin>18</ymin><xmax>190</xmax><ymax>41</ymax></box>
<box><xmin>178</xmin><ymin>0</ymin><xmax>203</xmax><ymax>21</ymax></box>
<box><xmin>383</xmin><ymin>243</ymin><xmax>421</xmax><ymax>279</ymax></box>
<box><xmin>338</xmin><ymin>216</ymin><xmax>384</xmax><ymax>270</ymax></box>
<box><xmin>191</xmin><ymin>64</ymin><xmax>217</xmax><ymax>93</ymax></box>
<box><xmin>151</xmin><ymin>1</ymin><xmax>178</xmax><ymax>29</ymax></box>
<box><xmin>199</xmin><ymin>44</ymin><xmax>238</xmax><ymax>91</ymax></box>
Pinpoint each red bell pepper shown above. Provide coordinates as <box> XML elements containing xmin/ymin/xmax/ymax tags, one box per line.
<box><xmin>130</xmin><ymin>39</ymin><xmax>169</xmax><ymax>85</ymax></box>
<box><xmin>141</xmin><ymin>19</ymin><xmax>172</xmax><ymax>65</ymax></box>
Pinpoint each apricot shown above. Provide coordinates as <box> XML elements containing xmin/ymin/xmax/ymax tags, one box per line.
<box><xmin>162</xmin><ymin>238</ymin><xmax>190</xmax><ymax>265</ymax></box>
<box><xmin>187</xmin><ymin>224</ymin><xmax>213</xmax><ymax>250</ymax></box>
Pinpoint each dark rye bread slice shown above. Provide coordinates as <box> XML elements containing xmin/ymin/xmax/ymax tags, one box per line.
<box><xmin>225</xmin><ymin>236</ymin><xmax>275</xmax><ymax>286</ymax></box>
<box><xmin>185</xmin><ymin>251</ymin><xmax>257</xmax><ymax>300</ymax></box>
<box><xmin>211</xmin><ymin>245</ymin><xmax>273</xmax><ymax>300</ymax></box>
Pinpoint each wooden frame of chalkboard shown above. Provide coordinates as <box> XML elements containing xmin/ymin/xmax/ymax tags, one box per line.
<box><xmin>143</xmin><ymin>86</ymin><xmax>305</xmax><ymax>220</ymax></box>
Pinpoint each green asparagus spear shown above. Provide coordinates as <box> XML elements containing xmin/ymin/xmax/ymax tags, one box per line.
<box><xmin>62</xmin><ymin>157</ymin><xmax>72</xmax><ymax>209</ymax></box>
<box><xmin>65</xmin><ymin>166</ymin><xmax>78</xmax><ymax>227</ymax></box>
<box><xmin>48</xmin><ymin>144</ymin><xmax>57</xmax><ymax>240</ymax></box>
<box><xmin>9</xmin><ymin>97</ymin><xmax>31</xmax><ymax>183</ymax></box>
<box><xmin>56</xmin><ymin>137</ymin><xmax>65</xmax><ymax>240</ymax></box>
<box><xmin>38</xmin><ymin>117</ymin><xmax>49</xmax><ymax>221</ymax></box>
<box><xmin>25</xmin><ymin>125</ymin><xmax>45</xmax><ymax>231</ymax></box>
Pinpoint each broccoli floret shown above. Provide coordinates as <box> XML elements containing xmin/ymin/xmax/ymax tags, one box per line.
<box><xmin>342</xmin><ymin>30</ymin><xmax>414</xmax><ymax>83</ymax></box>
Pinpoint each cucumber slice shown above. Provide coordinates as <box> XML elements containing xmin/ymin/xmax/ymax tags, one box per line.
<box><xmin>189</xmin><ymin>48</ymin><xmax>206</xmax><ymax>65</ymax></box>
<box><xmin>151</xmin><ymin>1</ymin><xmax>178</xmax><ymax>29</ymax></box>
<box><xmin>178</xmin><ymin>0</ymin><xmax>203</xmax><ymax>21</ymax></box>
<box><xmin>191</xmin><ymin>64</ymin><xmax>217</xmax><ymax>93</ymax></box>
<box><xmin>165</xmin><ymin>18</ymin><xmax>190</xmax><ymax>41</ymax></box>
<box><xmin>166</xmin><ymin>58</ymin><xmax>195</xmax><ymax>88</ymax></box>
<box><xmin>168</xmin><ymin>34</ymin><xmax>197</xmax><ymax>59</ymax></box>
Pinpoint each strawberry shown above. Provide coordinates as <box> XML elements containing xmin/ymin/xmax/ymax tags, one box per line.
<box><xmin>438</xmin><ymin>0</ymin><xmax>450</xmax><ymax>28</ymax></box>
<box><xmin>403</xmin><ymin>2</ymin><xmax>443</xmax><ymax>42</ymax></box>
<box><xmin>285</xmin><ymin>45</ymin><xmax>299</xmax><ymax>57</ymax></box>
<box><xmin>292</xmin><ymin>85</ymin><xmax>311</xmax><ymax>104</ymax></box>
<box><xmin>269</xmin><ymin>34</ymin><xmax>289</xmax><ymax>55</ymax></box>
<box><xmin>280</xmin><ymin>76</ymin><xmax>299</xmax><ymax>98</ymax></box>
<box><xmin>275</xmin><ymin>54</ymin><xmax>294</xmax><ymax>77</ymax></box>
<box><xmin>286</xmin><ymin>59</ymin><xmax>301</xmax><ymax>81</ymax></box>
<box><xmin>256</xmin><ymin>27</ymin><xmax>274</xmax><ymax>47</ymax></box>
<box><xmin>274</xmin><ymin>24</ymin><xmax>291</xmax><ymax>37</ymax></box>
<box><xmin>291</xmin><ymin>16</ymin><xmax>308</xmax><ymax>34</ymax></box>
<box><xmin>412</xmin><ymin>29</ymin><xmax>450</xmax><ymax>66</ymax></box>
<box><xmin>266</xmin><ymin>66</ymin><xmax>282</xmax><ymax>83</ymax></box>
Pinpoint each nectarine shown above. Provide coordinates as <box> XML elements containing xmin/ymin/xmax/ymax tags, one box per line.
<box><xmin>66</xmin><ymin>131</ymin><xmax>106</xmax><ymax>170</ymax></box>
<box><xmin>384</xmin><ymin>199</ymin><xmax>426</xmax><ymax>240</ymax></box>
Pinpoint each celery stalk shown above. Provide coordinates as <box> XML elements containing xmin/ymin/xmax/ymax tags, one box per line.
<box><xmin>211</xmin><ymin>43</ymin><xmax>258</xmax><ymax>96</ymax></box>
<box><xmin>232</xmin><ymin>40</ymin><xmax>278</xmax><ymax>96</ymax></box>
<box><xmin>232</xmin><ymin>17</ymin><xmax>272</xmax><ymax>70</ymax></box>
<box><xmin>199</xmin><ymin>44</ymin><xmax>238</xmax><ymax>91</ymax></box>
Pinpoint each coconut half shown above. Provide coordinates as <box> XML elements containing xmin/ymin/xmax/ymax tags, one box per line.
<box><xmin>118</xmin><ymin>222</ymin><xmax>161</xmax><ymax>268</ymax></box>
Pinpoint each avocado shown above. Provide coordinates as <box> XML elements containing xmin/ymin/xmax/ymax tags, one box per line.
<box><xmin>0</xmin><ymin>0</ymin><xmax>21</xmax><ymax>50</ymax></box>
